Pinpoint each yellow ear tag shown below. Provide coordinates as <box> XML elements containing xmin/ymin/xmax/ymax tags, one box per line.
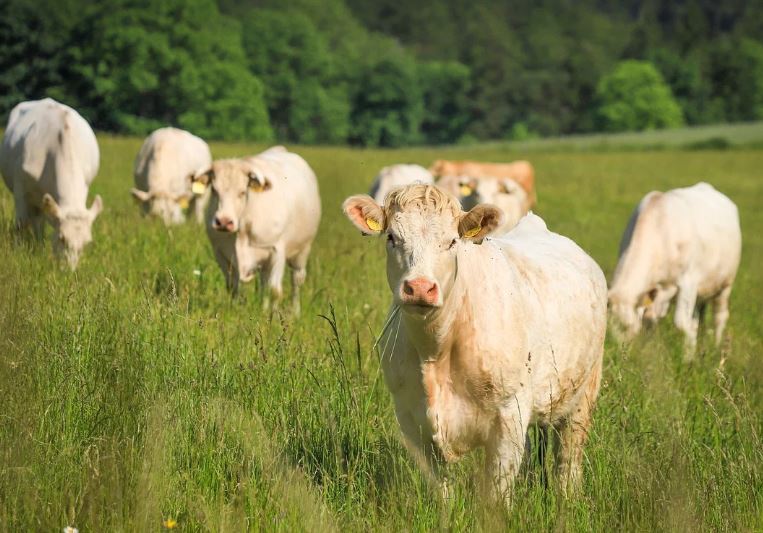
<box><xmin>366</xmin><ymin>218</ymin><xmax>382</xmax><ymax>232</ymax></box>
<box><xmin>191</xmin><ymin>181</ymin><xmax>206</xmax><ymax>195</ymax></box>
<box><xmin>463</xmin><ymin>226</ymin><xmax>481</xmax><ymax>238</ymax></box>
<box><xmin>641</xmin><ymin>293</ymin><xmax>654</xmax><ymax>306</ymax></box>
<box><xmin>178</xmin><ymin>197</ymin><xmax>190</xmax><ymax>209</ymax></box>
<box><xmin>460</xmin><ymin>185</ymin><xmax>473</xmax><ymax>196</ymax></box>
<box><xmin>250</xmin><ymin>181</ymin><xmax>264</xmax><ymax>193</ymax></box>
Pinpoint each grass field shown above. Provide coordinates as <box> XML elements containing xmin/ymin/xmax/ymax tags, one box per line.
<box><xmin>1</xmin><ymin>136</ymin><xmax>762</xmax><ymax>531</ymax></box>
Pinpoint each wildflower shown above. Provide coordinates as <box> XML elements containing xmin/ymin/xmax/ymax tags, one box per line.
<box><xmin>163</xmin><ymin>518</ymin><xmax>178</xmax><ymax>529</ymax></box>
<box><xmin>63</xmin><ymin>527</ymin><xmax>79</xmax><ymax>533</ymax></box>
<box><xmin>193</xmin><ymin>269</ymin><xmax>201</xmax><ymax>276</ymax></box>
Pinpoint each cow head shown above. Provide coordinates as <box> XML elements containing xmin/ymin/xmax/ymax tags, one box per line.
<box><xmin>131</xmin><ymin>187</ymin><xmax>191</xmax><ymax>225</ymax></box>
<box><xmin>607</xmin><ymin>289</ymin><xmax>646</xmax><ymax>340</ymax></box>
<box><xmin>42</xmin><ymin>193</ymin><xmax>103</xmax><ymax>270</ymax></box>
<box><xmin>465</xmin><ymin>177</ymin><xmax>528</xmax><ymax>233</ymax></box>
<box><xmin>343</xmin><ymin>184</ymin><xmax>503</xmax><ymax>316</ymax></box>
<box><xmin>191</xmin><ymin>159</ymin><xmax>272</xmax><ymax>234</ymax></box>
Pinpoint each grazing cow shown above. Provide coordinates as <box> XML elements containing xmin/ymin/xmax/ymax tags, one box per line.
<box><xmin>192</xmin><ymin>147</ymin><xmax>320</xmax><ymax>313</ymax></box>
<box><xmin>132</xmin><ymin>127</ymin><xmax>212</xmax><ymax>225</ymax></box>
<box><xmin>368</xmin><ymin>164</ymin><xmax>433</xmax><ymax>205</ymax></box>
<box><xmin>342</xmin><ymin>185</ymin><xmax>606</xmax><ymax>504</ymax></box>
<box><xmin>0</xmin><ymin>98</ymin><xmax>103</xmax><ymax>269</ymax></box>
<box><xmin>608</xmin><ymin>182</ymin><xmax>741</xmax><ymax>354</ymax></box>
<box><xmin>432</xmin><ymin>160</ymin><xmax>537</xmax><ymax>233</ymax></box>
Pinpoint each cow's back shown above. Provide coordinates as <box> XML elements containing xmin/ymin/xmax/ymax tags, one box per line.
<box><xmin>243</xmin><ymin>150</ymin><xmax>321</xmax><ymax>252</ymax></box>
<box><xmin>662</xmin><ymin>183</ymin><xmax>741</xmax><ymax>292</ymax></box>
<box><xmin>134</xmin><ymin>128</ymin><xmax>211</xmax><ymax>196</ymax></box>
<box><xmin>490</xmin><ymin>215</ymin><xmax>607</xmax><ymax>421</ymax></box>
<box><xmin>1</xmin><ymin>98</ymin><xmax>98</xmax><ymax>198</ymax></box>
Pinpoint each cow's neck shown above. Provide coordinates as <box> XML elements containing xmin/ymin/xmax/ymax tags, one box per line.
<box><xmin>401</xmin><ymin>257</ymin><xmax>471</xmax><ymax>363</ymax></box>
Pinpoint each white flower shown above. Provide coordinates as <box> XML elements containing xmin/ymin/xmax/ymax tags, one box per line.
<box><xmin>63</xmin><ymin>527</ymin><xmax>79</xmax><ymax>533</ymax></box>
<box><xmin>193</xmin><ymin>269</ymin><xmax>201</xmax><ymax>276</ymax></box>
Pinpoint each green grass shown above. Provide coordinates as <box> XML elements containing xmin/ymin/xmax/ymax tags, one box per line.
<box><xmin>474</xmin><ymin>121</ymin><xmax>763</xmax><ymax>152</ymax></box>
<box><xmin>1</xmin><ymin>137</ymin><xmax>762</xmax><ymax>531</ymax></box>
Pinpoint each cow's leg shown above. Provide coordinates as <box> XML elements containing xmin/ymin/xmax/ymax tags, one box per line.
<box><xmin>674</xmin><ymin>280</ymin><xmax>699</xmax><ymax>357</ymax></box>
<box><xmin>554</xmin><ymin>357</ymin><xmax>602</xmax><ymax>495</ymax></box>
<box><xmin>654</xmin><ymin>285</ymin><xmax>677</xmax><ymax>320</ymax></box>
<box><xmin>397</xmin><ymin>415</ymin><xmax>449</xmax><ymax>499</ymax></box>
<box><xmin>263</xmin><ymin>245</ymin><xmax>286</xmax><ymax>310</ymax></box>
<box><xmin>12</xmin><ymin>186</ymin><xmax>31</xmax><ymax>233</ymax></box>
<box><xmin>486</xmin><ymin>400</ymin><xmax>531</xmax><ymax>506</ymax></box>
<box><xmin>287</xmin><ymin>243</ymin><xmax>312</xmax><ymax>316</ymax></box>
<box><xmin>713</xmin><ymin>285</ymin><xmax>732</xmax><ymax>347</ymax></box>
<box><xmin>192</xmin><ymin>188</ymin><xmax>210</xmax><ymax>224</ymax></box>
<box><xmin>213</xmin><ymin>242</ymin><xmax>238</xmax><ymax>295</ymax></box>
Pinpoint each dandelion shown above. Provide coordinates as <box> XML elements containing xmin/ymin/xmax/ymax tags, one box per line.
<box><xmin>163</xmin><ymin>518</ymin><xmax>178</xmax><ymax>529</ymax></box>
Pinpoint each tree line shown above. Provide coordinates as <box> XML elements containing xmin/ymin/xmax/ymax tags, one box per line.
<box><xmin>1</xmin><ymin>0</ymin><xmax>762</xmax><ymax>146</ymax></box>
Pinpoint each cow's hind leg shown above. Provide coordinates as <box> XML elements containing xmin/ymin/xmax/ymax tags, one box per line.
<box><xmin>287</xmin><ymin>243</ymin><xmax>312</xmax><ymax>316</ymax></box>
<box><xmin>713</xmin><ymin>285</ymin><xmax>732</xmax><ymax>347</ymax></box>
<box><xmin>554</xmin><ymin>358</ymin><xmax>602</xmax><ymax>495</ymax></box>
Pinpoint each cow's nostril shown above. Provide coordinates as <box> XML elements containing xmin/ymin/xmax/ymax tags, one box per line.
<box><xmin>427</xmin><ymin>284</ymin><xmax>437</xmax><ymax>294</ymax></box>
<box><xmin>403</xmin><ymin>281</ymin><xmax>414</xmax><ymax>295</ymax></box>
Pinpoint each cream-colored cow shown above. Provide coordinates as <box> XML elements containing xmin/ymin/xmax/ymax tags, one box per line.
<box><xmin>368</xmin><ymin>164</ymin><xmax>433</xmax><ymax>205</ymax></box>
<box><xmin>342</xmin><ymin>185</ymin><xmax>606</xmax><ymax>504</ymax></box>
<box><xmin>132</xmin><ymin>127</ymin><xmax>212</xmax><ymax>225</ymax></box>
<box><xmin>608</xmin><ymin>182</ymin><xmax>741</xmax><ymax>355</ymax></box>
<box><xmin>193</xmin><ymin>147</ymin><xmax>320</xmax><ymax>313</ymax></box>
<box><xmin>432</xmin><ymin>159</ymin><xmax>536</xmax><ymax>233</ymax></box>
<box><xmin>0</xmin><ymin>98</ymin><xmax>103</xmax><ymax>269</ymax></box>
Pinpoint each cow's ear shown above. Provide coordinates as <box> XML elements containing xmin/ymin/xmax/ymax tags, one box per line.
<box><xmin>342</xmin><ymin>195</ymin><xmax>385</xmax><ymax>235</ymax></box>
<box><xmin>248</xmin><ymin>171</ymin><xmax>271</xmax><ymax>193</ymax></box>
<box><xmin>459</xmin><ymin>204</ymin><xmax>504</xmax><ymax>242</ymax></box>
<box><xmin>192</xmin><ymin>168</ymin><xmax>213</xmax><ymax>192</ymax></box>
<box><xmin>131</xmin><ymin>188</ymin><xmax>151</xmax><ymax>203</ymax></box>
<box><xmin>89</xmin><ymin>195</ymin><xmax>103</xmax><ymax>221</ymax></box>
<box><xmin>428</xmin><ymin>159</ymin><xmax>445</xmax><ymax>176</ymax></box>
<box><xmin>42</xmin><ymin>193</ymin><xmax>61</xmax><ymax>221</ymax></box>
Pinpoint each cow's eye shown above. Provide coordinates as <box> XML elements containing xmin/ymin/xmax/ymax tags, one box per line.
<box><xmin>447</xmin><ymin>238</ymin><xmax>457</xmax><ymax>250</ymax></box>
<box><xmin>387</xmin><ymin>234</ymin><xmax>396</xmax><ymax>247</ymax></box>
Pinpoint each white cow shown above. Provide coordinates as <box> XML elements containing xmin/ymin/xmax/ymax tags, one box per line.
<box><xmin>608</xmin><ymin>182</ymin><xmax>741</xmax><ymax>354</ymax></box>
<box><xmin>132</xmin><ymin>127</ymin><xmax>212</xmax><ymax>225</ymax></box>
<box><xmin>342</xmin><ymin>185</ymin><xmax>607</xmax><ymax>504</ymax></box>
<box><xmin>0</xmin><ymin>98</ymin><xmax>102</xmax><ymax>269</ymax></box>
<box><xmin>192</xmin><ymin>146</ymin><xmax>320</xmax><ymax>313</ymax></box>
<box><xmin>460</xmin><ymin>176</ymin><xmax>531</xmax><ymax>234</ymax></box>
<box><xmin>368</xmin><ymin>164</ymin><xmax>433</xmax><ymax>205</ymax></box>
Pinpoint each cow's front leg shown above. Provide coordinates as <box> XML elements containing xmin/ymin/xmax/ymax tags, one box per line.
<box><xmin>485</xmin><ymin>399</ymin><xmax>531</xmax><ymax>506</ymax></box>
<box><xmin>674</xmin><ymin>279</ymin><xmax>699</xmax><ymax>358</ymax></box>
<box><xmin>263</xmin><ymin>244</ymin><xmax>286</xmax><ymax>311</ymax></box>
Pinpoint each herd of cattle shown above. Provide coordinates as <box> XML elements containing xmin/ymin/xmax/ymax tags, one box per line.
<box><xmin>0</xmin><ymin>98</ymin><xmax>743</xmax><ymax>504</ymax></box>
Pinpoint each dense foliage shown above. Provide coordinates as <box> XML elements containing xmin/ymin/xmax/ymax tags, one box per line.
<box><xmin>1</xmin><ymin>0</ymin><xmax>762</xmax><ymax>144</ymax></box>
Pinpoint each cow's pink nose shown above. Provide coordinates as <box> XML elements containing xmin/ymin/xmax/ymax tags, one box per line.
<box><xmin>402</xmin><ymin>278</ymin><xmax>439</xmax><ymax>306</ymax></box>
<box><xmin>213</xmin><ymin>216</ymin><xmax>235</xmax><ymax>232</ymax></box>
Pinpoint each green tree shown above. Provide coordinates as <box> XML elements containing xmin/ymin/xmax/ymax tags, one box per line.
<box><xmin>349</xmin><ymin>40</ymin><xmax>423</xmax><ymax>147</ymax></box>
<box><xmin>418</xmin><ymin>61</ymin><xmax>471</xmax><ymax>144</ymax></box>
<box><xmin>241</xmin><ymin>8</ymin><xmax>348</xmax><ymax>143</ymax></box>
<box><xmin>63</xmin><ymin>0</ymin><xmax>272</xmax><ymax>141</ymax></box>
<box><xmin>707</xmin><ymin>36</ymin><xmax>763</xmax><ymax>122</ymax></box>
<box><xmin>595</xmin><ymin>60</ymin><xmax>684</xmax><ymax>132</ymax></box>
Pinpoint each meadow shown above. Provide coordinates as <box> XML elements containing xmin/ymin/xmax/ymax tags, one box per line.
<box><xmin>0</xmin><ymin>135</ymin><xmax>762</xmax><ymax>531</ymax></box>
